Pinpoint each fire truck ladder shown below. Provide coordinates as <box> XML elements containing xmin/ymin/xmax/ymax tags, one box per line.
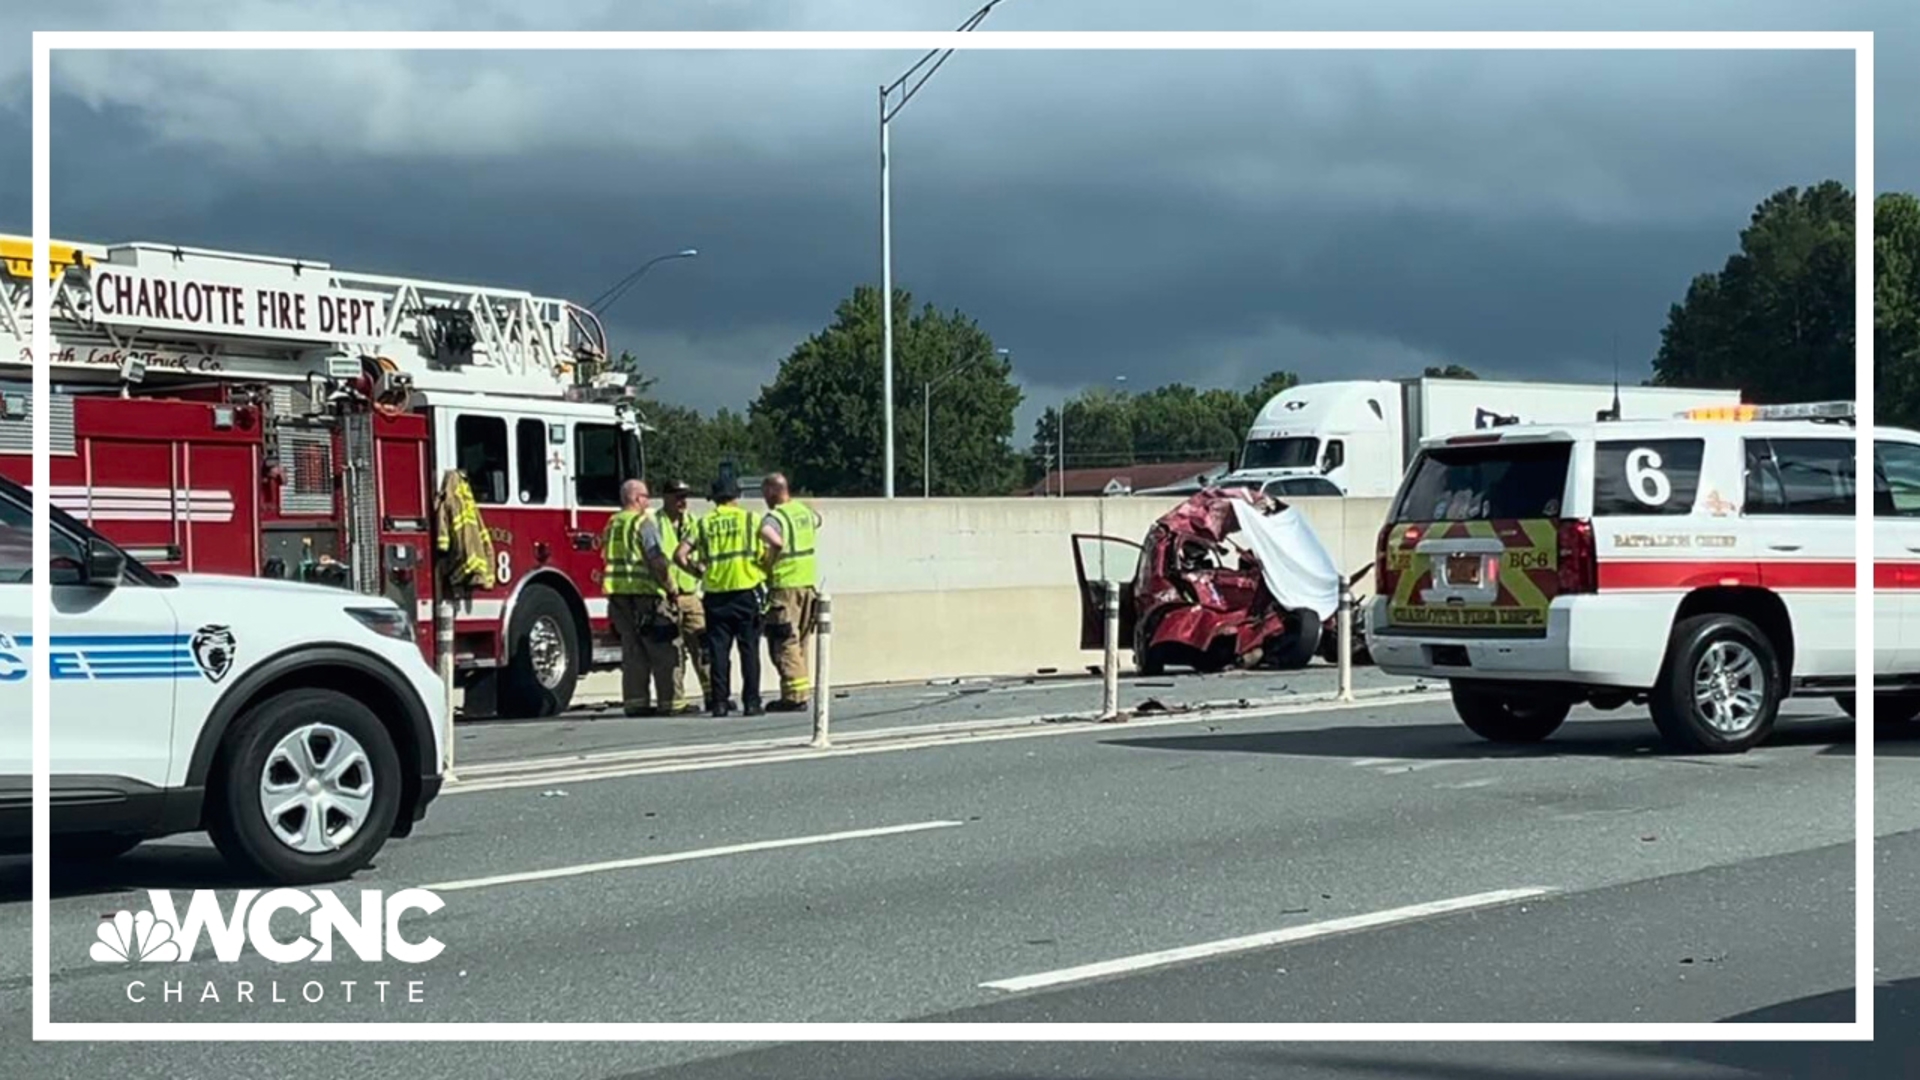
<box><xmin>0</xmin><ymin>253</ymin><xmax>93</xmax><ymax>347</ymax></box>
<box><xmin>328</xmin><ymin>267</ymin><xmax>610</xmax><ymax>395</ymax></box>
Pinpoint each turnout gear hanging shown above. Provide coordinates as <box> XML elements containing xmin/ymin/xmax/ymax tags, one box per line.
<box><xmin>435</xmin><ymin>469</ymin><xmax>496</xmax><ymax>591</ymax></box>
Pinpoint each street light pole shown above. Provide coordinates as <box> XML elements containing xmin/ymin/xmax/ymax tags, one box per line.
<box><xmin>880</xmin><ymin>0</ymin><xmax>1011</xmax><ymax>499</ymax></box>
<box><xmin>924</xmin><ymin>346</ymin><xmax>1008</xmax><ymax>498</ymax></box>
<box><xmin>588</xmin><ymin>247</ymin><xmax>699</xmax><ymax>316</ymax></box>
<box><xmin>881</xmin><ymin>89</ymin><xmax>895</xmax><ymax>497</ymax></box>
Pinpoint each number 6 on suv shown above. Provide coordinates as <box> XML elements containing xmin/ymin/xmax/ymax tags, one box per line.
<box><xmin>1365</xmin><ymin>401</ymin><xmax>1898</xmax><ymax>754</ymax></box>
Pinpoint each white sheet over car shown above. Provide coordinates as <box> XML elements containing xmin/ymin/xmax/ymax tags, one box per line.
<box><xmin>1231</xmin><ymin>501</ymin><xmax>1342</xmax><ymax>618</ymax></box>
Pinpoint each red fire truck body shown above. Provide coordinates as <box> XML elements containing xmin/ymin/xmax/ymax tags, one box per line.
<box><xmin>0</xmin><ymin>235</ymin><xmax>642</xmax><ymax>718</ymax></box>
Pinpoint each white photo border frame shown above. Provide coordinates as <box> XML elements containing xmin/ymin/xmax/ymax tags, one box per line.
<box><xmin>31</xmin><ymin>28</ymin><xmax>1876</xmax><ymax>1042</ymax></box>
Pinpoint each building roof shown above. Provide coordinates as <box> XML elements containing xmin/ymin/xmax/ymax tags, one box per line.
<box><xmin>1028</xmin><ymin>460</ymin><xmax>1229</xmax><ymax>497</ymax></box>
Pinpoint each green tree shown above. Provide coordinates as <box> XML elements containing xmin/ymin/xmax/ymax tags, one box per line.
<box><xmin>750</xmin><ymin>285</ymin><xmax>1024</xmax><ymax>496</ymax></box>
<box><xmin>1424</xmin><ymin>364</ymin><xmax>1479</xmax><ymax>379</ymax></box>
<box><xmin>1130</xmin><ymin>383</ymin><xmax>1249</xmax><ymax>461</ymax></box>
<box><xmin>1243</xmin><ymin>369</ymin><xmax>1300</xmax><ymax>414</ymax></box>
<box><xmin>1652</xmin><ymin>181</ymin><xmax>1856</xmax><ymax>403</ymax></box>
<box><xmin>1028</xmin><ymin>369</ymin><xmax>1300</xmax><ymax>485</ymax></box>
<box><xmin>1879</xmin><ymin>191</ymin><xmax>1920</xmax><ymax>429</ymax></box>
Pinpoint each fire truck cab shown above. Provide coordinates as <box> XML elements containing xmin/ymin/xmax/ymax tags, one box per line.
<box><xmin>0</xmin><ymin>235</ymin><xmax>644</xmax><ymax>720</ymax></box>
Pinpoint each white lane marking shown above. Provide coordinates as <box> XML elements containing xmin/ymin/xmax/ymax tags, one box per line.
<box><xmin>445</xmin><ymin>690</ymin><xmax>1452</xmax><ymax>794</ymax></box>
<box><xmin>978</xmin><ymin>887</ymin><xmax>1556</xmax><ymax>993</ymax></box>
<box><xmin>421</xmin><ymin>820</ymin><xmax>965</xmax><ymax>893</ymax></box>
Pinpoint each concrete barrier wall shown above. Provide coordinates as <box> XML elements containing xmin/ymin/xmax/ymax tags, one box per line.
<box><xmin>645</xmin><ymin>494</ymin><xmax>1392</xmax><ymax>689</ymax></box>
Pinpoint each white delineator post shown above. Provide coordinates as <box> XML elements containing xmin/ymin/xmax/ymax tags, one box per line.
<box><xmin>811</xmin><ymin>593</ymin><xmax>833</xmax><ymax>748</ymax></box>
<box><xmin>1336</xmin><ymin>587</ymin><xmax>1355</xmax><ymax>703</ymax></box>
<box><xmin>1101</xmin><ymin>580</ymin><xmax>1121</xmax><ymax>720</ymax></box>
<box><xmin>435</xmin><ymin>595</ymin><xmax>458</xmax><ymax>778</ymax></box>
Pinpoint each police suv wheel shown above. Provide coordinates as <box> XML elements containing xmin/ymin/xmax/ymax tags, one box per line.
<box><xmin>57</xmin><ymin>834</ymin><xmax>143</xmax><ymax>862</ymax></box>
<box><xmin>207</xmin><ymin>688</ymin><xmax>403</xmax><ymax>885</ymax></box>
<box><xmin>498</xmin><ymin>585</ymin><xmax>579</xmax><ymax>718</ymax></box>
<box><xmin>1648</xmin><ymin>614</ymin><xmax>1781</xmax><ymax>755</ymax></box>
<box><xmin>1449</xmin><ymin>682</ymin><xmax>1571</xmax><ymax>743</ymax></box>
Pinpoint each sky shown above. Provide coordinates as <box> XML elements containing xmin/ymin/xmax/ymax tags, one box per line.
<box><xmin>2</xmin><ymin>1</ymin><xmax>1913</xmax><ymax>446</ymax></box>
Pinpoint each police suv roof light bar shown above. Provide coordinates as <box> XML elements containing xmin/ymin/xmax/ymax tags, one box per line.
<box><xmin>1677</xmin><ymin>401</ymin><xmax>1855</xmax><ymax>425</ymax></box>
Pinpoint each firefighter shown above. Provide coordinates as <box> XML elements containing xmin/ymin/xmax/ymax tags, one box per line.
<box><xmin>676</xmin><ymin>476</ymin><xmax>765</xmax><ymax>718</ymax></box>
<box><xmin>602</xmin><ymin>479</ymin><xmax>677</xmax><ymax>717</ymax></box>
<box><xmin>757</xmin><ymin>471</ymin><xmax>821</xmax><ymax>712</ymax></box>
<box><xmin>657</xmin><ymin>479</ymin><xmax>712</xmax><ymax>714</ymax></box>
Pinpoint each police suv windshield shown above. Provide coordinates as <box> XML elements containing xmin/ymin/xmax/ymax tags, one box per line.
<box><xmin>1392</xmin><ymin>442</ymin><xmax>1572</xmax><ymax>524</ymax></box>
<box><xmin>0</xmin><ymin>475</ymin><xmax>169</xmax><ymax>588</ymax></box>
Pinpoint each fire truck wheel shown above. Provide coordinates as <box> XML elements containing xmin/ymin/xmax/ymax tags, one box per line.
<box><xmin>499</xmin><ymin>585</ymin><xmax>579</xmax><ymax>718</ymax></box>
<box><xmin>1449</xmin><ymin>682</ymin><xmax>1571</xmax><ymax>743</ymax></box>
<box><xmin>206</xmin><ymin>687</ymin><xmax>404</xmax><ymax>885</ymax></box>
<box><xmin>1648</xmin><ymin>613</ymin><xmax>1781</xmax><ymax>755</ymax></box>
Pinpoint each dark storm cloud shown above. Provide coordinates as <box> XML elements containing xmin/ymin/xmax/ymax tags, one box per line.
<box><xmin>3</xmin><ymin>0</ymin><xmax>1911</xmax><ymax>434</ymax></box>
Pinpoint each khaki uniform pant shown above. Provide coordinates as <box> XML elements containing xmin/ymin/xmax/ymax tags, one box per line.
<box><xmin>609</xmin><ymin>593</ymin><xmax>677</xmax><ymax>715</ymax></box>
<box><xmin>764</xmin><ymin>585</ymin><xmax>818</xmax><ymax>703</ymax></box>
<box><xmin>672</xmin><ymin>591</ymin><xmax>712</xmax><ymax>709</ymax></box>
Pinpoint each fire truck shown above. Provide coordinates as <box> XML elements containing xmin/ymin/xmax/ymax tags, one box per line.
<box><xmin>0</xmin><ymin>234</ymin><xmax>645</xmax><ymax>720</ymax></box>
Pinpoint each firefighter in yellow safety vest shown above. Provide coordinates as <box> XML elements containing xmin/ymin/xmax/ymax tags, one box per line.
<box><xmin>675</xmin><ymin>475</ymin><xmax>765</xmax><ymax>718</ymax></box>
<box><xmin>758</xmin><ymin>472</ymin><xmax>821</xmax><ymax>712</ymax></box>
<box><xmin>601</xmin><ymin>479</ymin><xmax>683</xmax><ymax>717</ymax></box>
<box><xmin>657</xmin><ymin>478</ymin><xmax>713</xmax><ymax>712</ymax></box>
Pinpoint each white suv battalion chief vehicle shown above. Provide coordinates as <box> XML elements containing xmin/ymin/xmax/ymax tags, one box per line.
<box><xmin>0</xmin><ymin>474</ymin><xmax>447</xmax><ymax>883</ymax></box>
<box><xmin>1366</xmin><ymin>401</ymin><xmax>1911</xmax><ymax>755</ymax></box>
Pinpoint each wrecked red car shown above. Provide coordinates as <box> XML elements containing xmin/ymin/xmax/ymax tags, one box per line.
<box><xmin>1073</xmin><ymin>487</ymin><xmax>1358</xmax><ymax>675</ymax></box>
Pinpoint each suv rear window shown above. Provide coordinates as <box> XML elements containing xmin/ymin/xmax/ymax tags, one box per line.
<box><xmin>1393</xmin><ymin>441</ymin><xmax>1571</xmax><ymax>524</ymax></box>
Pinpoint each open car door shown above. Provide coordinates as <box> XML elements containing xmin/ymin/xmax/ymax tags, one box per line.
<box><xmin>1071</xmin><ymin>533</ymin><xmax>1141</xmax><ymax>651</ymax></box>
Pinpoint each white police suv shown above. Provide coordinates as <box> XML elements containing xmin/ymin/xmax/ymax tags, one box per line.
<box><xmin>1366</xmin><ymin>401</ymin><xmax>1904</xmax><ymax>754</ymax></box>
<box><xmin>0</xmin><ymin>474</ymin><xmax>447</xmax><ymax>883</ymax></box>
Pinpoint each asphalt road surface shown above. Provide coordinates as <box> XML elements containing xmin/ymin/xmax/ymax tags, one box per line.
<box><xmin>0</xmin><ymin>686</ymin><xmax>1898</xmax><ymax>1078</ymax></box>
<box><xmin>463</xmin><ymin>662</ymin><xmax>1415</xmax><ymax>765</ymax></box>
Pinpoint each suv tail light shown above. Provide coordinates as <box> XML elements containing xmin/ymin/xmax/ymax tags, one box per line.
<box><xmin>1556</xmin><ymin>518</ymin><xmax>1598</xmax><ymax>595</ymax></box>
<box><xmin>1375</xmin><ymin>523</ymin><xmax>1421</xmax><ymax>595</ymax></box>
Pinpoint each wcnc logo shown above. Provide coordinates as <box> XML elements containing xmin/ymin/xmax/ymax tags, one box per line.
<box><xmin>92</xmin><ymin>888</ymin><xmax>445</xmax><ymax>964</ymax></box>
<box><xmin>91</xmin><ymin>888</ymin><xmax>446</xmax><ymax>1008</ymax></box>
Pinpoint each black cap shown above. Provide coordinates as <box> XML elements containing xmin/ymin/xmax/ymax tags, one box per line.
<box><xmin>711</xmin><ymin>476</ymin><xmax>740</xmax><ymax>500</ymax></box>
<box><xmin>663</xmin><ymin>479</ymin><xmax>692</xmax><ymax>496</ymax></box>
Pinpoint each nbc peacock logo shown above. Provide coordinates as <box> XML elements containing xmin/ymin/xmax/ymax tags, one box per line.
<box><xmin>91</xmin><ymin>910</ymin><xmax>183</xmax><ymax>963</ymax></box>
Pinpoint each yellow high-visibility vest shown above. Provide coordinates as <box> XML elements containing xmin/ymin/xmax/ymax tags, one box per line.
<box><xmin>698</xmin><ymin>504</ymin><xmax>765</xmax><ymax>593</ymax></box>
<box><xmin>601</xmin><ymin>508</ymin><xmax>664</xmax><ymax>596</ymax></box>
<box><xmin>767</xmin><ymin>500</ymin><xmax>818</xmax><ymax>589</ymax></box>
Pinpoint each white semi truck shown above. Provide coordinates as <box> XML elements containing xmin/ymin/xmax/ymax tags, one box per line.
<box><xmin>1224</xmin><ymin>377</ymin><xmax>1746</xmax><ymax>499</ymax></box>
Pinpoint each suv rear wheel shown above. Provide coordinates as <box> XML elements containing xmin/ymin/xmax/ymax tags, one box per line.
<box><xmin>1649</xmin><ymin>613</ymin><xmax>1781</xmax><ymax>754</ymax></box>
<box><xmin>207</xmin><ymin>688</ymin><xmax>403</xmax><ymax>884</ymax></box>
<box><xmin>1837</xmin><ymin>692</ymin><xmax>1920</xmax><ymax>731</ymax></box>
<box><xmin>1450</xmin><ymin>682</ymin><xmax>1572</xmax><ymax>743</ymax></box>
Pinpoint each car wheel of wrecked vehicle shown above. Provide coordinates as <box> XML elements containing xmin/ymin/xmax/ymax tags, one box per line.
<box><xmin>1450</xmin><ymin>682</ymin><xmax>1571</xmax><ymax>743</ymax></box>
<box><xmin>1267</xmin><ymin>609</ymin><xmax>1322</xmax><ymax>670</ymax></box>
